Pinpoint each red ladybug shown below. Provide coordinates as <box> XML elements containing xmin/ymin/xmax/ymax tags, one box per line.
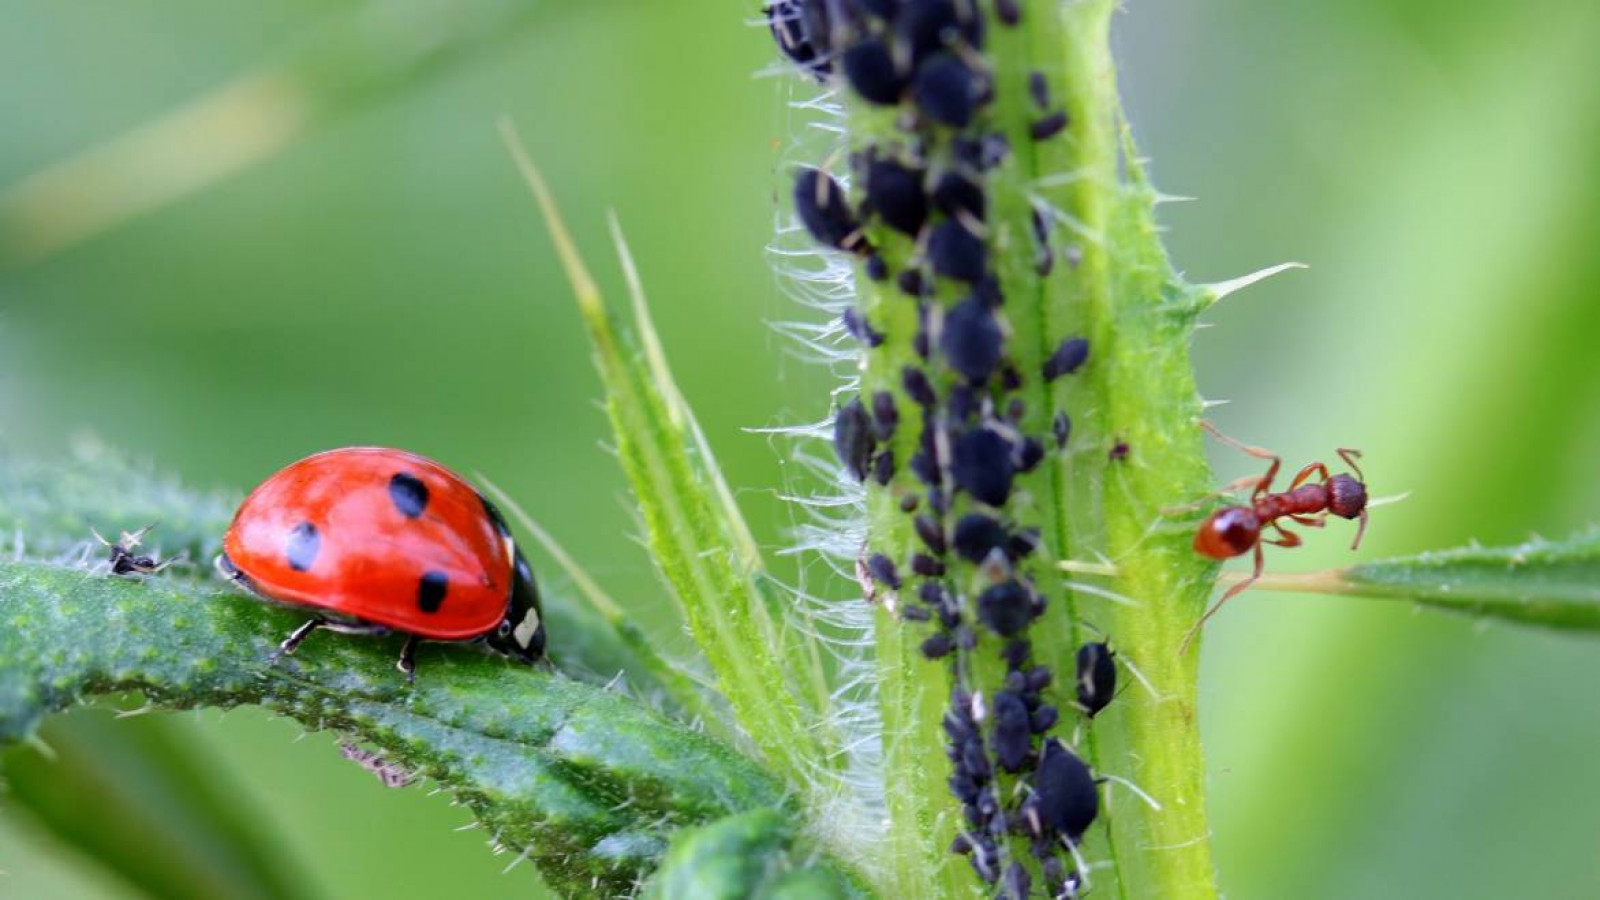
<box><xmin>218</xmin><ymin>447</ymin><xmax>545</xmax><ymax>678</ymax></box>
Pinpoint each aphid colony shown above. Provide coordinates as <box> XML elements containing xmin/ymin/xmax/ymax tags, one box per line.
<box><xmin>770</xmin><ymin>1</ymin><xmax>1102</xmax><ymax>893</ymax></box>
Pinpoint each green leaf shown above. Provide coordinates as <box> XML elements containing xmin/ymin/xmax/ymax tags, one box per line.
<box><xmin>640</xmin><ymin>809</ymin><xmax>868</xmax><ymax>900</ymax></box>
<box><xmin>1244</xmin><ymin>530</ymin><xmax>1600</xmax><ymax>631</ymax></box>
<box><xmin>0</xmin><ymin>561</ymin><xmax>792</xmax><ymax>896</ymax></box>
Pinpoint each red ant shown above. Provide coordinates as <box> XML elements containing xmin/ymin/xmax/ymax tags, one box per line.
<box><xmin>1182</xmin><ymin>423</ymin><xmax>1369</xmax><ymax>650</ymax></box>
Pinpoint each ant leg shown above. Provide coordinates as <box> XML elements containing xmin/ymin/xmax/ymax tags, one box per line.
<box><xmin>397</xmin><ymin>635</ymin><xmax>420</xmax><ymax>683</ymax></box>
<box><xmin>1338</xmin><ymin>448</ymin><xmax>1366</xmax><ymax>482</ymax></box>
<box><xmin>1351</xmin><ymin>508</ymin><xmax>1370</xmax><ymax>550</ymax></box>
<box><xmin>1159</xmin><ymin>474</ymin><xmax>1262</xmax><ymax>516</ymax></box>
<box><xmin>1180</xmin><ymin>543</ymin><xmax>1265</xmax><ymax>655</ymax></box>
<box><xmin>1200</xmin><ymin>421</ymin><xmax>1281</xmax><ymax>497</ymax></box>
<box><xmin>272</xmin><ymin>616</ymin><xmax>326</xmax><ymax>662</ymax></box>
<box><xmin>1264</xmin><ymin>523</ymin><xmax>1301</xmax><ymax>548</ymax></box>
<box><xmin>1290</xmin><ymin>513</ymin><xmax>1327</xmax><ymax>528</ymax></box>
<box><xmin>1288</xmin><ymin>463</ymin><xmax>1330</xmax><ymax>491</ymax></box>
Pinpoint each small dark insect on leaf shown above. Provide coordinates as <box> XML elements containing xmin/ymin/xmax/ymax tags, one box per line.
<box><xmin>947</xmin><ymin>382</ymin><xmax>979</xmax><ymax>422</ymax></box>
<box><xmin>766</xmin><ymin>0</ymin><xmax>832</xmax><ymax>79</ymax></box>
<box><xmin>900</xmin><ymin>493</ymin><xmax>921</xmax><ymax>512</ymax></box>
<box><xmin>867</xmin><ymin>552</ymin><xmax>902</xmax><ymax>589</ymax></box>
<box><xmin>1031</xmin><ymin>739</ymin><xmax>1099</xmax><ymax>843</ymax></box>
<box><xmin>928</xmin><ymin>219</ymin><xmax>988</xmax><ymax>283</ymax></box>
<box><xmin>1028</xmin><ymin>70</ymin><xmax>1050</xmax><ymax>108</ymax></box>
<box><xmin>976</xmin><ymin>580</ymin><xmax>1034</xmax><ymax>636</ymax></box>
<box><xmin>1109</xmin><ymin>440</ymin><xmax>1131</xmax><ymax>463</ymax></box>
<box><xmin>995</xmin><ymin>0</ymin><xmax>1022</xmax><ymax>26</ymax></box>
<box><xmin>1043</xmin><ymin>337</ymin><xmax>1091</xmax><ymax>381</ymax></box>
<box><xmin>865</xmin><ymin>254</ymin><xmax>890</xmax><ymax>281</ymax></box>
<box><xmin>952</xmin><ymin>428</ymin><xmax>1016</xmax><ymax>505</ymax></box>
<box><xmin>898</xmin><ymin>268</ymin><xmax>930</xmax><ymax>297</ymax></box>
<box><xmin>834</xmin><ymin>396</ymin><xmax>875</xmax><ymax>481</ymax></box>
<box><xmin>952</xmin><ymin>512</ymin><xmax>1008</xmax><ymax>562</ymax></box>
<box><xmin>911</xmin><ymin>553</ymin><xmax>946</xmax><ymax>577</ymax></box>
<box><xmin>912</xmin><ymin>54</ymin><xmax>984</xmax><ymax>128</ymax></box>
<box><xmin>1031</xmin><ymin>111</ymin><xmax>1070</xmax><ymax>141</ymax></box>
<box><xmin>842</xmin><ymin>39</ymin><xmax>908</xmax><ymax>105</ymax></box>
<box><xmin>1002</xmin><ymin>862</ymin><xmax>1031</xmax><ymax>900</ymax></box>
<box><xmin>922</xmin><ymin>631</ymin><xmax>954</xmax><ymax>659</ymax></box>
<box><xmin>794</xmin><ymin>168</ymin><xmax>865</xmax><ymax>253</ymax></box>
<box><xmin>1030</xmin><ymin>704</ymin><xmax>1059</xmax><ymax>734</ymax></box>
<box><xmin>872</xmin><ymin>449</ymin><xmax>896</xmax><ymax>486</ymax></box>
<box><xmin>992</xmin><ymin>690</ymin><xmax>1032</xmax><ymax>772</ymax></box>
<box><xmin>1076</xmin><ymin>642</ymin><xmax>1117</xmax><ymax>717</ymax></box>
<box><xmin>1003</xmin><ymin>638</ymin><xmax>1030</xmax><ymax>670</ymax></box>
<box><xmin>902</xmin><ymin>366</ymin><xmax>937</xmax><ymax>407</ymax></box>
<box><xmin>932</xmin><ymin>170</ymin><xmax>986</xmax><ymax>222</ymax></box>
<box><xmin>867</xmin><ymin>158</ymin><xmax>930</xmax><ymax>235</ymax></box>
<box><xmin>1007</xmin><ymin>527</ymin><xmax>1041</xmax><ymax>560</ymax></box>
<box><xmin>897</xmin><ymin>0</ymin><xmax>985</xmax><ymax>62</ymax></box>
<box><xmin>902</xmin><ymin>605</ymin><xmax>932</xmax><ymax>622</ymax></box>
<box><xmin>871</xmin><ymin>389</ymin><xmax>900</xmax><ymax>441</ymax></box>
<box><xmin>940</xmin><ymin>297</ymin><xmax>1003</xmax><ymax>383</ymax></box>
<box><xmin>1053</xmin><ymin>411</ymin><xmax>1072</xmax><ymax>449</ymax></box>
<box><xmin>842</xmin><ymin>307</ymin><xmax>885</xmax><ymax>347</ymax></box>
<box><xmin>914</xmin><ymin>515</ymin><xmax>947</xmax><ymax>555</ymax></box>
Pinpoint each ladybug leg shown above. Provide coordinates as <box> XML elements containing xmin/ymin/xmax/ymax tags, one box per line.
<box><xmin>397</xmin><ymin>635</ymin><xmax>420</xmax><ymax>683</ymax></box>
<box><xmin>272</xmin><ymin>616</ymin><xmax>326</xmax><ymax>662</ymax></box>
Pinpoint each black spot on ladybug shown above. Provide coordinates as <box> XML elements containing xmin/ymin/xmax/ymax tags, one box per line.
<box><xmin>952</xmin><ymin>512</ymin><xmax>1007</xmax><ymax>562</ymax></box>
<box><xmin>416</xmin><ymin>570</ymin><xmax>449</xmax><ymax>613</ymax></box>
<box><xmin>794</xmin><ymin>168</ymin><xmax>866</xmax><ymax>253</ymax></box>
<box><xmin>912</xmin><ymin>54</ymin><xmax>983</xmax><ymax>128</ymax></box>
<box><xmin>952</xmin><ymin>428</ymin><xmax>1015</xmax><ymax>505</ymax></box>
<box><xmin>976</xmin><ymin>580</ymin><xmax>1033</xmax><ymax>636</ymax></box>
<box><xmin>285</xmin><ymin>522</ymin><xmax>320</xmax><ymax>572</ymax></box>
<box><xmin>940</xmin><ymin>297</ymin><xmax>1003</xmax><ymax>383</ymax></box>
<box><xmin>1052</xmin><ymin>411</ymin><xmax>1072</xmax><ymax>449</ymax></box>
<box><xmin>1030</xmin><ymin>738</ymin><xmax>1099</xmax><ymax>843</ymax></box>
<box><xmin>927</xmin><ymin>219</ymin><xmax>987</xmax><ymax>283</ymax></box>
<box><xmin>843</xmin><ymin>39</ymin><xmax>907</xmax><ymax>105</ymax></box>
<box><xmin>931</xmin><ymin>171</ymin><xmax>986</xmax><ymax>222</ymax></box>
<box><xmin>1043</xmin><ymin>337</ymin><xmax>1090</xmax><ymax>381</ymax></box>
<box><xmin>389</xmin><ymin>472</ymin><xmax>430</xmax><ymax>519</ymax></box>
<box><xmin>834</xmin><ymin>396</ymin><xmax>875</xmax><ymax>482</ymax></box>
<box><xmin>1030</xmin><ymin>110</ymin><xmax>1069</xmax><ymax>141</ymax></box>
<box><xmin>866</xmin><ymin>159</ymin><xmax>929</xmax><ymax>235</ymax></box>
<box><xmin>1076</xmin><ymin>642</ymin><xmax>1117</xmax><ymax>718</ymax></box>
<box><xmin>992</xmin><ymin>689</ymin><xmax>1031</xmax><ymax>772</ymax></box>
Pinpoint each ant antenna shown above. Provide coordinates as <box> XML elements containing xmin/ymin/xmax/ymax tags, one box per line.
<box><xmin>1351</xmin><ymin>508</ymin><xmax>1370</xmax><ymax>551</ymax></box>
<box><xmin>1337</xmin><ymin>447</ymin><xmax>1366</xmax><ymax>482</ymax></box>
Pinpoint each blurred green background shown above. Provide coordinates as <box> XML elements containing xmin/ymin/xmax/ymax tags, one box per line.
<box><xmin>2</xmin><ymin>0</ymin><xmax>1598</xmax><ymax>897</ymax></box>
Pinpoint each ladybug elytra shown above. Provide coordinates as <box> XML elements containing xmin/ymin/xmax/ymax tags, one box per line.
<box><xmin>218</xmin><ymin>447</ymin><xmax>545</xmax><ymax>678</ymax></box>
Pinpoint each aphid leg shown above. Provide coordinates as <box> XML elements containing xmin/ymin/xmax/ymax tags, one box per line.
<box><xmin>273</xmin><ymin>616</ymin><xmax>326</xmax><ymax>662</ymax></box>
<box><xmin>1287</xmin><ymin>462</ymin><xmax>1329</xmax><ymax>490</ymax></box>
<box><xmin>1199</xmin><ymin>421</ymin><xmax>1280</xmax><ymax>496</ymax></box>
<box><xmin>1338</xmin><ymin>447</ymin><xmax>1366</xmax><ymax>481</ymax></box>
<box><xmin>1180</xmin><ymin>543</ymin><xmax>1264</xmax><ymax>654</ymax></box>
<box><xmin>397</xmin><ymin>635</ymin><xmax>420</xmax><ymax>683</ymax></box>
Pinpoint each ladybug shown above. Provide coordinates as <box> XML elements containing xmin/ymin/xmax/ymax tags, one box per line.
<box><xmin>217</xmin><ymin>447</ymin><xmax>545</xmax><ymax>679</ymax></box>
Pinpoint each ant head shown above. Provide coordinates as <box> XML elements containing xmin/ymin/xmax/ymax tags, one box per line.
<box><xmin>1193</xmin><ymin>507</ymin><xmax>1260</xmax><ymax>560</ymax></box>
<box><xmin>1327</xmin><ymin>473</ymin><xmax>1368</xmax><ymax>520</ymax></box>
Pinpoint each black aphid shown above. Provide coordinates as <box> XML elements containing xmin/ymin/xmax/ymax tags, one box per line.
<box><xmin>952</xmin><ymin>428</ymin><xmax>1015</xmax><ymax>505</ymax></box>
<box><xmin>999</xmin><ymin>362</ymin><xmax>1022</xmax><ymax>390</ymax></box>
<box><xmin>1028</xmin><ymin>70</ymin><xmax>1050</xmax><ymax>108</ymax></box>
<box><xmin>897</xmin><ymin>268</ymin><xmax>930</xmax><ymax>297</ymax></box>
<box><xmin>976</xmin><ymin>580</ymin><xmax>1034</xmax><ymax>636</ymax></box>
<box><xmin>995</xmin><ymin>0</ymin><xmax>1022</xmax><ymax>26</ymax></box>
<box><xmin>766</xmin><ymin>0</ymin><xmax>831</xmax><ymax>79</ymax></box>
<box><xmin>914</xmin><ymin>515</ymin><xmax>947</xmax><ymax>556</ymax></box>
<box><xmin>1031</xmin><ymin>704</ymin><xmax>1059</xmax><ymax>734</ymax></box>
<box><xmin>1007</xmin><ymin>527</ymin><xmax>1041</xmax><ymax>560</ymax></box>
<box><xmin>1110</xmin><ymin>440</ymin><xmax>1130</xmax><ymax>462</ymax></box>
<box><xmin>900</xmin><ymin>493</ymin><xmax>921</xmax><ymax>513</ymax></box>
<box><xmin>947</xmin><ymin>383</ymin><xmax>979</xmax><ymax>422</ymax></box>
<box><xmin>1005</xmin><ymin>397</ymin><xmax>1026</xmax><ymax>423</ymax></box>
<box><xmin>1017</xmin><ymin>436</ymin><xmax>1045</xmax><ymax>473</ymax></box>
<box><xmin>867</xmin><ymin>552</ymin><xmax>902</xmax><ymax>590</ymax></box>
<box><xmin>922</xmin><ymin>631</ymin><xmax>954</xmax><ymax>659</ymax></box>
<box><xmin>1031</xmin><ymin>111</ymin><xmax>1070</xmax><ymax>141</ymax></box>
<box><xmin>794</xmin><ymin>168</ymin><xmax>865</xmax><ymax>253</ymax></box>
<box><xmin>843</xmin><ymin>39</ymin><xmax>907</xmax><ymax>105</ymax></box>
<box><xmin>912</xmin><ymin>54</ymin><xmax>983</xmax><ymax>128</ymax></box>
<box><xmin>910</xmin><ymin>451</ymin><xmax>939</xmax><ymax>486</ymax></box>
<box><xmin>932</xmin><ymin>170</ymin><xmax>986</xmax><ymax>222</ymax></box>
<box><xmin>1002</xmin><ymin>638</ymin><xmax>1030</xmax><ymax>670</ymax></box>
<box><xmin>1076</xmin><ymin>642</ymin><xmax>1117</xmax><ymax>718</ymax></box>
<box><xmin>1031</xmin><ymin>739</ymin><xmax>1099</xmax><ymax>843</ymax></box>
<box><xmin>1043</xmin><ymin>336</ymin><xmax>1091</xmax><ymax>381</ymax></box>
<box><xmin>902</xmin><ymin>605</ymin><xmax>932</xmax><ymax>622</ymax></box>
<box><xmin>902</xmin><ymin>366</ymin><xmax>937</xmax><ymax>407</ymax></box>
<box><xmin>927</xmin><ymin>219</ymin><xmax>988</xmax><ymax>283</ymax></box>
<box><xmin>871</xmin><ymin>390</ymin><xmax>900</xmax><ymax>441</ymax></box>
<box><xmin>1052</xmin><ymin>411</ymin><xmax>1072</xmax><ymax>449</ymax></box>
<box><xmin>940</xmin><ymin>297</ymin><xmax>1002</xmax><ymax>383</ymax></box>
<box><xmin>952</xmin><ymin>512</ymin><xmax>1007</xmax><ymax>562</ymax></box>
<box><xmin>918</xmin><ymin>581</ymin><xmax>950</xmax><ymax>608</ymax></box>
<box><xmin>992</xmin><ymin>690</ymin><xmax>1032</xmax><ymax>772</ymax></box>
<box><xmin>872</xmin><ymin>449</ymin><xmax>896</xmax><ymax>486</ymax></box>
<box><xmin>911</xmin><ymin>554</ymin><xmax>946</xmax><ymax>577</ymax></box>
<box><xmin>1001</xmin><ymin>862</ymin><xmax>1030</xmax><ymax>900</ymax></box>
<box><xmin>866</xmin><ymin>159</ymin><xmax>930</xmax><ymax>235</ymax></box>
<box><xmin>834</xmin><ymin>396</ymin><xmax>875</xmax><ymax>482</ymax></box>
<box><xmin>842</xmin><ymin>307</ymin><xmax>885</xmax><ymax>347</ymax></box>
<box><xmin>865</xmin><ymin>254</ymin><xmax>889</xmax><ymax>281</ymax></box>
<box><xmin>897</xmin><ymin>0</ymin><xmax>985</xmax><ymax>61</ymax></box>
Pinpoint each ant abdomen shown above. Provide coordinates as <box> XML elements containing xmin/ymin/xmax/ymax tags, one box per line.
<box><xmin>1194</xmin><ymin>507</ymin><xmax>1260</xmax><ymax>560</ymax></box>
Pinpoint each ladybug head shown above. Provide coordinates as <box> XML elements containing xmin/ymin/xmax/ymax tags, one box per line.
<box><xmin>486</xmin><ymin>546</ymin><xmax>545</xmax><ymax>665</ymax></box>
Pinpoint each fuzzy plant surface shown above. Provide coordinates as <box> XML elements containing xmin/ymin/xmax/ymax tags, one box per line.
<box><xmin>4</xmin><ymin>2</ymin><xmax>1600</xmax><ymax>899</ymax></box>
